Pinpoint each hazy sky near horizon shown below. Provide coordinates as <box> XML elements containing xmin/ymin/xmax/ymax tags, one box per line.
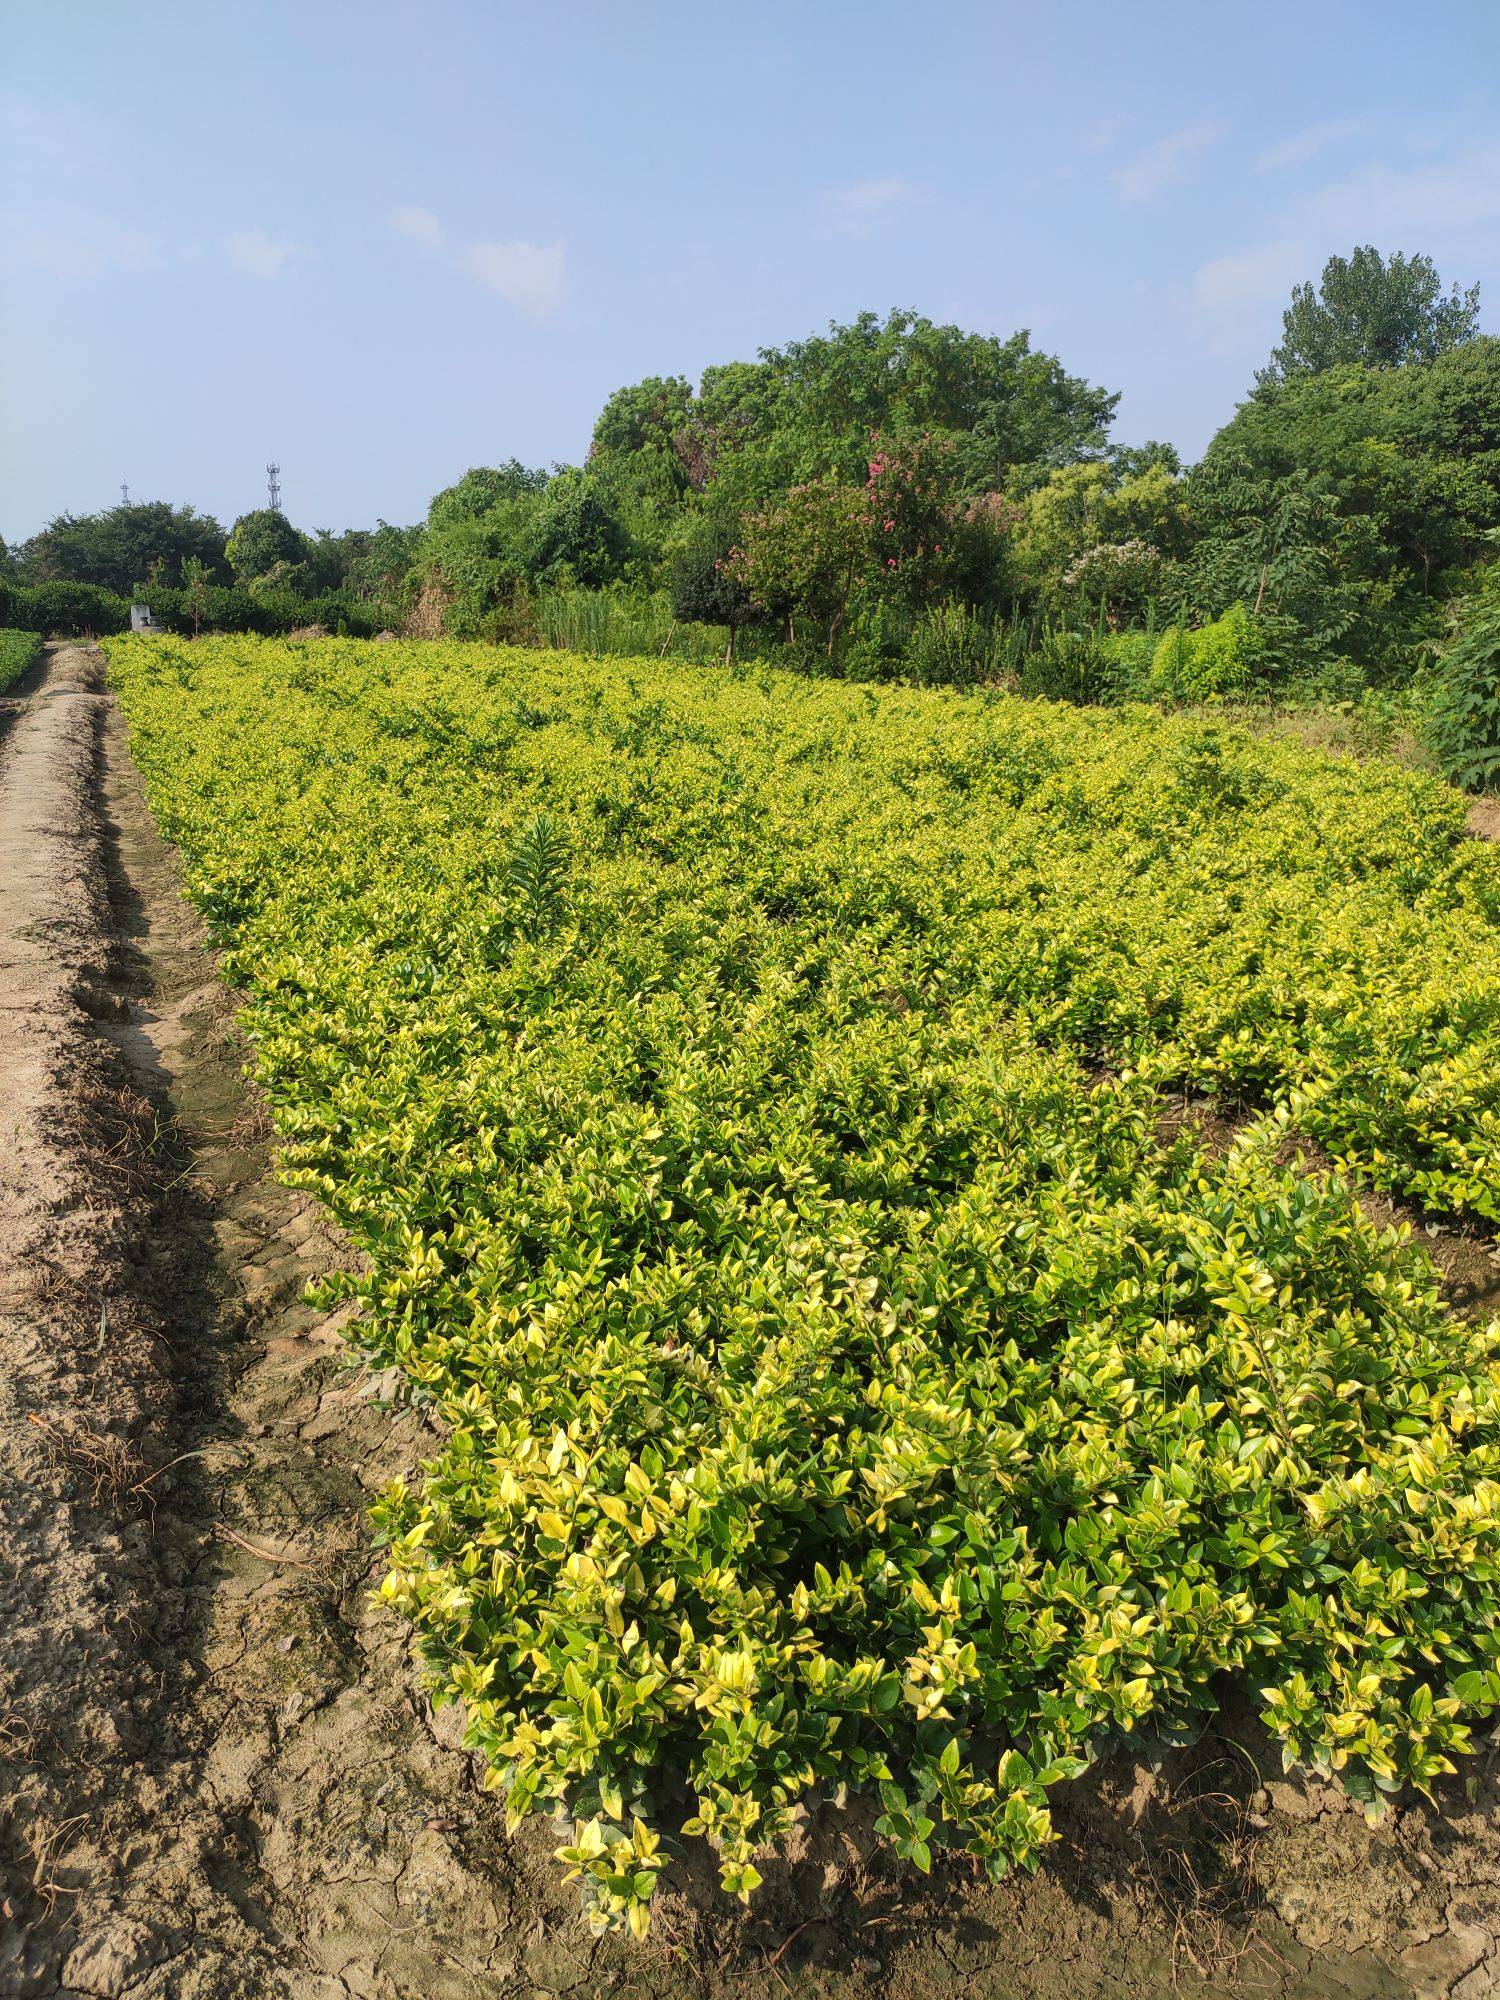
<box><xmin>4</xmin><ymin>0</ymin><xmax>1499</xmax><ymax>542</ymax></box>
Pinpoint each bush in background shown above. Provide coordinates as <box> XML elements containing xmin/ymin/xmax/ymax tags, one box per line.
<box><xmin>1018</xmin><ymin>628</ymin><xmax>1111</xmax><ymax>704</ymax></box>
<box><xmin>0</xmin><ymin>629</ymin><xmax>42</xmax><ymax>692</ymax></box>
<box><xmin>138</xmin><ymin>584</ymin><xmax>396</xmax><ymax>638</ymax></box>
<box><xmin>1427</xmin><ymin>590</ymin><xmax>1500</xmax><ymax>793</ymax></box>
<box><xmin>1152</xmin><ymin>603</ymin><xmax>1266</xmax><ymax>702</ymax></box>
<box><xmin>1097</xmin><ymin>628</ymin><xmax>1158</xmax><ymax>701</ymax></box>
<box><xmin>0</xmin><ymin>577</ymin><xmax>401</xmax><ymax>642</ymax></box>
<box><xmin>0</xmin><ymin>580</ymin><xmax>130</xmax><ymax>635</ymax></box>
<box><xmin>905</xmin><ymin>601</ymin><xmax>1004</xmax><ymax>686</ymax></box>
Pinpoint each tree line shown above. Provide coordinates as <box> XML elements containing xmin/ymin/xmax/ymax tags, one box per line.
<box><xmin>5</xmin><ymin>246</ymin><xmax>1496</xmax><ymax>713</ymax></box>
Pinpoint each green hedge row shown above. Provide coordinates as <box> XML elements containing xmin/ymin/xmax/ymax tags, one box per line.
<box><xmin>0</xmin><ymin>629</ymin><xmax>42</xmax><ymax>693</ymax></box>
<box><xmin>0</xmin><ymin>578</ymin><xmax>399</xmax><ymax>640</ymax></box>
<box><xmin>0</xmin><ymin>581</ymin><xmax>131</xmax><ymax>635</ymax></box>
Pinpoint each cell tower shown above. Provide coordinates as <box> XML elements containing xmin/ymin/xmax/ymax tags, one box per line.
<box><xmin>266</xmin><ymin>461</ymin><xmax>282</xmax><ymax>513</ymax></box>
<box><xmin>120</xmin><ymin>480</ymin><xmax>130</xmax><ymax>506</ymax></box>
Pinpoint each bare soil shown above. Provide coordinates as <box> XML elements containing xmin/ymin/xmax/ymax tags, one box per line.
<box><xmin>1156</xmin><ymin>1096</ymin><xmax>1500</xmax><ymax>1327</ymax></box>
<box><xmin>2</xmin><ymin>645</ymin><xmax>1497</xmax><ymax>1999</ymax></box>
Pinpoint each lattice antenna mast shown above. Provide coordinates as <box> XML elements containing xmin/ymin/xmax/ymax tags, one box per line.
<box><xmin>266</xmin><ymin>461</ymin><xmax>282</xmax><ymax>513</ymax></box>
<box><xmin>120</xmin><ymin>480</ymin><xmax>130</xmax><ymax>506</ymax></box>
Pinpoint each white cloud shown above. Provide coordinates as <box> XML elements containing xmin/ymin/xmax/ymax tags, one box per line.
<box><xmin>1254</xmin><ymin>117</ymin><xmax>1370</xmax><ymax>175</ymax></box>
<box><xmin>224</xmin><ymin>227</ymin><xmax>316</xmax><ymax>279</ymax></box>
<box><xmin>1194</xmin><ymin>237</ymin><xmax>1307</xmax><ymax>311</ymax></box>
<box><xmin>823</xmin><ymin>176</ymin><xmax>916</xmax><ymax>239</ymax></box>
<box><xmin>1112</xmin><ymin>121</ymin><xmax>1225</xmax><ymax>202</ymax></box>
<box><xmin>1194</xmin><ymin>141</ymin><xmax>1500</xmax><ymax>314</ymax></box>
<box><xmin>0</xmin><ymin>201</ymin><xmax>169</xmax><ymax>281</ymax></box>
<box><xmin>461</xmin><ymin>238</ymin><xmax>566</xmax><ymax>318</ymax></box>
<box><xmin>1</xmin><ymin>93</ymin><xmax>107</xmax><ymax>185</ymax></box>
<box><xmin>1317</xmin><ymin>146</ymin><xmax>1500</xmax><ymax>236</ymax></box>
<box><xmin>391</xmin><ymin>203</ymin><xmax>445</xmax><ymax>253</ymax></box>
<box><xmin>388</xmin><ymin>204</ymin><xmax>567</xmax><ymax>318</ymax></box>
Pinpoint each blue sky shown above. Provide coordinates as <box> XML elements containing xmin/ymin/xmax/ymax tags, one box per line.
<box><xmin>4</xmin><ymin>0</ymin><xmax>1498</xmax><ymax>542</ymax></box>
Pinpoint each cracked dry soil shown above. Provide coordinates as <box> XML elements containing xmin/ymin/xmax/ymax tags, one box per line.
<box><xmin>1</xmin><ymin>642</ymin><xmax>1498</xmax><ymax>2000</ymax></box>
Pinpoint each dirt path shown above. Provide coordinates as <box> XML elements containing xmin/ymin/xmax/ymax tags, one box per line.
<box><xmin>1</xmin><ymin>645</ymin><xmax>1497</xmax><ymax>1999</ymax></box>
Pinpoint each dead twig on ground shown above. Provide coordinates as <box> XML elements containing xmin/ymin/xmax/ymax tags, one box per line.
<box><xmin>27</xmin><ymin>1412</ymin><xmax>229</xmax><ymax>1520</ymax></box>
<box><xmin>214</xmin><ymin>1523</ymin><xmax>318</xmax><ymax>1567</ymax></box>
<box><xmin>765</xmin><ymin>1917</ymin><xmax>820</xmax><ymax>1966</ymax></box>
<box><xmin>12</xmin><ymin>1810</ymin><xmax>89</xmax><ymax>1923</ymax></box>
<box><xmin>26</xmin><ymin>1411</ymin><xmax>155</xmax><ymax>1516</ymax></box>
<box><xmin>758</xmin><ymin>1949</ymin><xmax>792</xmax><ymax>1994</ymax></box>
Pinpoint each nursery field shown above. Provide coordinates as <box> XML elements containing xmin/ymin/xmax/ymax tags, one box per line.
<box><xmin>104</xmin><ymin>632</ymin><xmax>1500</xmax><ymax>1940</ymax></box>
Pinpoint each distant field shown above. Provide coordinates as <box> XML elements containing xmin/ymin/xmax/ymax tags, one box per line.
<box><xmin>106</xmin><ymin>632</ymin><xmax>1500</xmax><ymax>1936</ymax></box>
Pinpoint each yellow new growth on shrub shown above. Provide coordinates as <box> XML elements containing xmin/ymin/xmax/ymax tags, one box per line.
<box><xmin>105</xmin><ymin>633</ymin><xmax>1500</xmax><ymax>1935</ymax></box>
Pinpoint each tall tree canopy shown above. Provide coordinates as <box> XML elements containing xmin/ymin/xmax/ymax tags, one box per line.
<box><xmin>1189</xmin><ymin>335</ymin><xmax>1500</xmax><ymax>667</ymax></box>
<box><xmin>17</xmin><ymin>502</ymin><xmax>229</xmax><ymax>596</ymax></box>
<box><xmin>225</xmin><ymin>508</ymin><xmax>313</xmax><ymax>587</ymax></box>
<box><xmin>1259</xmin><ymin>247</ymin><xmax>1481</xmax><ymax>388</ymax></box>
<box><xmin>426</xmin><ymin>461</ymin><xmax>549</xmax><ymax>533</ymax></box>
<box><xmin>11</xmin><ymin>280</ymin><xmax>1493</xmax><ymax>696</ymax></box>
<box><xmin>592</xmin><ymin>310</ymin><xmax>1119</xmax><ymax>508</ymax></box>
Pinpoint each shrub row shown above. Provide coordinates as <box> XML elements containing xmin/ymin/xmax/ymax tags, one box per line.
<box><xmin>0</xmin><ymin>629</ymin><xmax>43</xmax><ymax>692</ymax></box>
<box><xmin>141</xmin><ymin>583</ymin><xmax>399</xmax><ymax>638</ymax></box>
<box><xmin>0</xmin><ymin>577</ymin><xmax>399</xmax><ymax>640</ymax></box>
<box><xmin>0</xmin><ymin>580</ymin><xmax>131</xmax><ymax>635</ymax></box>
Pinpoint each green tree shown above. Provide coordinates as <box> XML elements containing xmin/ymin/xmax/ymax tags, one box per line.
<box><xmin>1108</xmin><ymin>440</ymin><xmax>1182</xmax><ymax>480</ymax></box>
<box><xmin>725</xmin><ymin>476</ymin><xmax>870</xmax><ymax>654</ymax></box>
<box><xmin>666</xmin><ymin>509</ymin><xmax>756</xmax><ymax>662</ymax></box>
<box><xmin>1009</xmin><ymin>460</ymin><xmax>1188</xmax><ymax>610</ymax></box>
<box><xmin>1195</xmin><ymin>337</ymin><xmax>1500</xmax><ymax>669</ymax></box>
<box><xmin>591</xmin><ymin>312</ymin><xmax>1119</xmax><ymax>532</ymax></box>
<box><xmin>226</xmin><ymin>508</ymin><xmax>311</xmax><ymax>587</ymax></box>
<box><xmin>179</xmin><ymin>556</ymin><xmax>211</xmax><ymax>638</ymax></box>
<box><xmin>426</xmin><ymin>461</ymin><xmax>548</xmax><ymax>533</ymax></box>
<box><xmin>1259</xmin><ymin>247</ymin><xmax>1481</xmax><ymax>387</ymax></box>
<box><xmin>339</xmin><ymin>521</ymin><xmax>423</xmax><ymax>603</ymax></box>
<box><xmin>409</xmin><ymin>463</ymin><xmax>628</xmax><ymax>631</ymax></box>
<box><xmin>524</xmin><ymin>470</ymin><xmax>629</xmax><ymax>588</ymax></box>
<box><xmin>18</xmin><ymin>502</ymin><xmax>228</xmax><ymax>595</ymax></box>
<box><xmin>1182</xmin><ymin>451</ymin><xmax>1359</xmax><ymax>663</ymax></box>
<box><xmin>591</xmin><ymin>375</ymin><xmax>695</xmax><ymax>462</ymax></box>
<box><xmin>588</xmin><ymin>378</ymin><xmax>706</xmax><ymax>564</ymax></box>
<box><xmin>411</xmin><ymin>465</ymin><xmax>551</xmax><ymax>633</ymax></box>
<box><xmin>747</xmin><ymin>310</ymin><xmax>1118</xmax><ymax>486</ymax></box>
<box><xmin>716</xmin><ymin>312</ymin><xmax>1120</xmax><ymax>504</ymax></box>
<box><xmin>589</xmin><ymin>376</ymin><xmax>699</xmax><ymax>502</ymax></box>
<box><xmin>1428</xmin><ymin>581</ymin><xmax>1500</xmax><ymax>791</ymax></box>
<box><xmin>861</xmin><ymin>431</ymin><xmax>1013</xmax><ymax>613</ymax></box>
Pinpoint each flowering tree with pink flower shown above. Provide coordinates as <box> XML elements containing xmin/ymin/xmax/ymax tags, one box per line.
<box><xmin>863</xmin><ymin>432</ymin><xmax>966</xmax><ymax>611</ymax></box>
<box><xmin>863</xmin><ymin>432</ymin><xmax>1018</xmax><ymax>613</ymax></box>
<box><xmin>723</xmin><ymin>476</ymin><xmax>872</xmax><ymax>655</ymax></box>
